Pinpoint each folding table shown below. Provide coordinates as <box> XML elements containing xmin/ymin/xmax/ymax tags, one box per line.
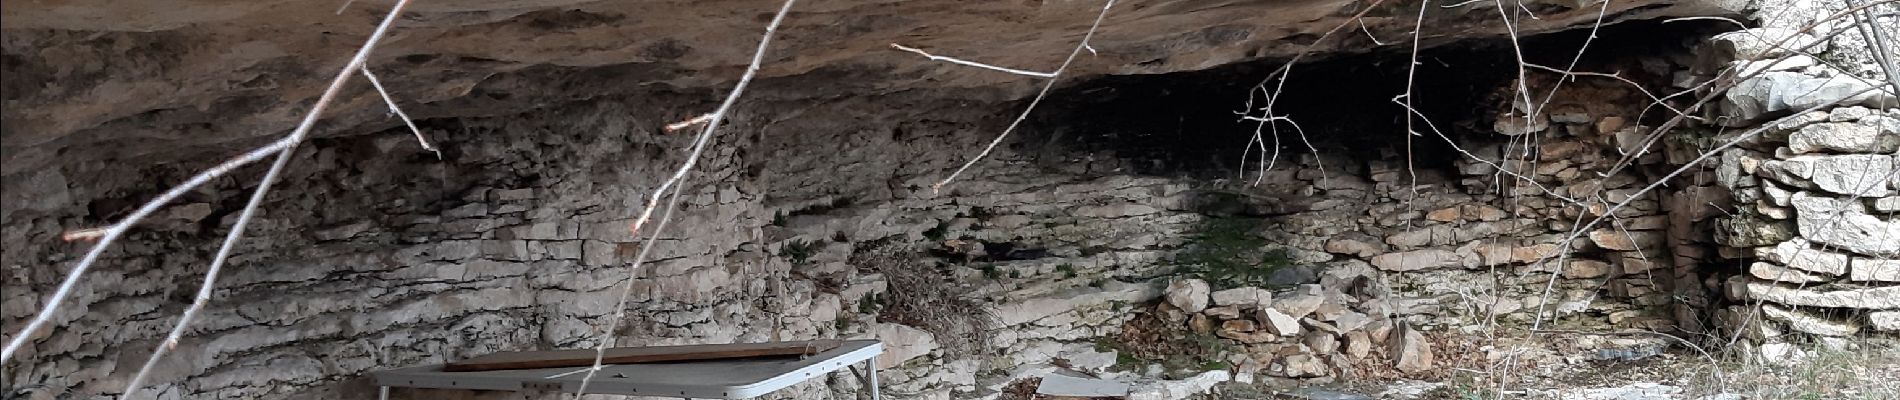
<box><xmin>372</xmin><ymin>340</ymin><xmax>883</xmax><ymax>399</ymax></box>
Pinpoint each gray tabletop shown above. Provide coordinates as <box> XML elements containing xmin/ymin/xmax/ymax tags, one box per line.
<box><xmin>373</xmin><ymin>340</ymin><xmax>883</xmax><ymax>398</ymax></box>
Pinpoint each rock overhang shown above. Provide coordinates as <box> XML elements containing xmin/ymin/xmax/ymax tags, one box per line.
<box><xmin>1</xmin><ymin>0</ymin><xmax>1742</xmax><ymax>177</ymax></box>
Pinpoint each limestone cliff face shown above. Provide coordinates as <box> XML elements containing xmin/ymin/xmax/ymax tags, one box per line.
<box><xmin>0</xmin><ymin>1</ymin><xmax>1762</xmax><ymax>399</ymax></box>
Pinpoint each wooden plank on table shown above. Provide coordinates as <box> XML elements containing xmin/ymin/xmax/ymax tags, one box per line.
<box><xmin>443</xmin><ymin>340</ymin><xmax>842</xmax><ymax>372</ymax></box>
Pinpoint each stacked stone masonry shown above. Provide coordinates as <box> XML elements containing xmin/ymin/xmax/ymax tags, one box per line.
<box><xmin>1705</xmin><ymin>26</ymin><xmax>1900</xmax><ymax>348</ymax></box>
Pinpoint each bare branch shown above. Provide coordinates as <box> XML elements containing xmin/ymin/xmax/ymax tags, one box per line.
<box><xmin>574</xmin><ymin>0</ymin><xmax>802</xmax><ymax>396</ymax></box>
<box><xmin>120</xmin><ymin>1</ymin><xmax>418</xmax><ymax>396</ymax></box>
<box><xmin>890</xmin><ymin>43</ymin><xmax>1059</xmax><ymax>78</ymax></box>
<box><xmin>3</xmin><ymin>140</ymin><xmax>296</xmax><ymax>364</ymax></box>
<box><xmin>933</xmin><ymin>0</ymin><xmax>1117</xmax><ymax>192</ymax></box>
<box><xmin>1401</xmin><ymin>0</ymin><xmax>1432</xmax><ymax>214</ymax></box>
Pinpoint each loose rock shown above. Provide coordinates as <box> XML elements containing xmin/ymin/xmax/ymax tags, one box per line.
<box><xmin>1167</xmin><ymin>279</ymin><xmax>1212</xmax><ymax>313</ymax></box>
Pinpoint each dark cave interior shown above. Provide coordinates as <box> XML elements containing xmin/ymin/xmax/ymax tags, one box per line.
<box><xmin>1018</xmin><ymin>19</ymin><xmax>1724</xmax><ymax>181</ymax></box>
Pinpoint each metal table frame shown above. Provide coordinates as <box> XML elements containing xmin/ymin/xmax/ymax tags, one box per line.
<box><xmin>372</xmin><ymin>340</ymin><xmax>882</xmax><ymax>399</ymax></box>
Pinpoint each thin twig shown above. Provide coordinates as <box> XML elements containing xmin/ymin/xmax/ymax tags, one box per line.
<box><xmin>1845</xmin><ymin>0</ymin><xmax>1900</xmax><ymax>97</ymax></box>
<box><xmin>1357</xmin><ymin>18</ymin><xmax>1388</xmax><ymax>46</ymax></box>
<box><xmin>1238</xmin><ymin>0</ymin><xmax>1394</xmax><ymax>185</ymax></box>
<box><xmin>119</xmin><ymin>1</ymin><xmax>417</xmax><ymax>397</ymax></box>
<box><xmin>933</xmin><ymin>0</ymin><xmax>1116</xmax><ymax>192</ymax></box>
<box><xmin>1662</xmin><ymin>16</ymin><xmax>1748</xmax><ymax>27</ymax></box>
<box><xmin>574</xmin><ymin>0</ymin><xmax>801</xmax><ymax>395</ymax></box>
<box><xmin>1522</xmin><ymin>62</ymin><xmax>1691</xmax><ymax>119</ymax></box>
<box><xmin>663</xmin><ymin>113</ymin><xmax>715</xmax><ymax>133</ymax></box>
<box><xmin>890</xmin><ymin>44</ymin><xmax>1058</xmax><ymax>78</ymax></box>
<box><xmin>60</xmin><ymin>228</ymin><xmax>107</xmax><ymax>242</ymax></box>
<box><xmin>361</xmin><ymin>65</ymin><xmax>441</xmax><ymax>158</ymax></box>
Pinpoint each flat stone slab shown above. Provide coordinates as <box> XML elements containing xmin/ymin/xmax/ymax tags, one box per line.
<box><xmin>1791</xmin><ymin>193</ymin><xmax>1900</xmax><ymax>257</ymax></box>
<box><xmin>1276</xmin><ymin>388</ymin><xmax>1374</xmax><ymax>400</ymax></box>
<box><xmin>1036</xmin><ymin>374</ymin><xmax>1131</xmax><ymax>397</ymax></box>
<box><xmin>1745</xmin><ymin>281</ymin><xmax>1900</xmax><ymax>309</ymax></box>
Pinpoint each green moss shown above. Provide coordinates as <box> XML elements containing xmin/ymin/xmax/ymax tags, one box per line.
<box><xmin>1198</xmin><ymin>360</ymin><xmax>1232</xmax><ymax>371</ymax></box>
<box><xmin>1114</xmin><ymin>352</ymin><xmax>1144</xmax><ymax>371</ymax></box>
<box><xmin>1174</xmin><ymin>218</ymin><xmax>1293</xmax><ymax>290</ymax></box>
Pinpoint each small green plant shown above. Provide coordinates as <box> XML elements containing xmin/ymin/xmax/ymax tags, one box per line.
<box><xmin>1008</xmin><ymin>269</ymin><xmax>1022</xmax><ymax>279</ymax></box>
<box><xmin>779</xmin><ymin>239</ymin><xmax>816</xmax><ymax>264</ymax></box>
<box><xmin>1089</xmin><ymin>279</ymin><xmax>1107</xmax><ymax>288</ymax></box>
<box><xmin>1057</xmin><ymin>264</ymin><xmax>1078</xmax><ymax>278</ymax></box>
<box><xmin>771</xmin><ymin>210</ymin><xmax>788</xmax><ymax>227</ymax></box>
<box><xmin>858</xmin><ymin>292</ymin><xmax>881</xmax><ymax>314</ymax></box>
<box><xmin>981</xmin><ymin>264</ymin><xmax>1002</xmax><ymax>279</ymax></box>
<box><xmin>1452</xmin><ymin>383</ymin><xmax>1488</xmax><ymax>400</ymax></box>
<box><xmin>832</xmin><ymin>230</ymin><xmax>850</xmax><ymax>242</ymax></box>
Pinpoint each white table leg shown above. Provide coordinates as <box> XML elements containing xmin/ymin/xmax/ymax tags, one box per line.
<box><xmin>866</xmin><ymin>359</ymin><xmax>879</xmax><ymax>400</ymax></box>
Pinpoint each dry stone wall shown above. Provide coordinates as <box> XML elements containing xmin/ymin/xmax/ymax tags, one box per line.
<box><xmin>1703</xmin><ymin>25</ymin><xmax>1900</xmax><ymax>353</ymax></box>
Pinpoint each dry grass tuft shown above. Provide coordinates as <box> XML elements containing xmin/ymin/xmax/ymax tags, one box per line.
<box><xmin>1683</xmin><ymin>340</ymin><xmax>1900</xmax><ymax>400</ymax></box>
<box><xmin>857</xmin><ymin>242</ymin><xmax>998</xmax><ymax>358</ymax></box>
